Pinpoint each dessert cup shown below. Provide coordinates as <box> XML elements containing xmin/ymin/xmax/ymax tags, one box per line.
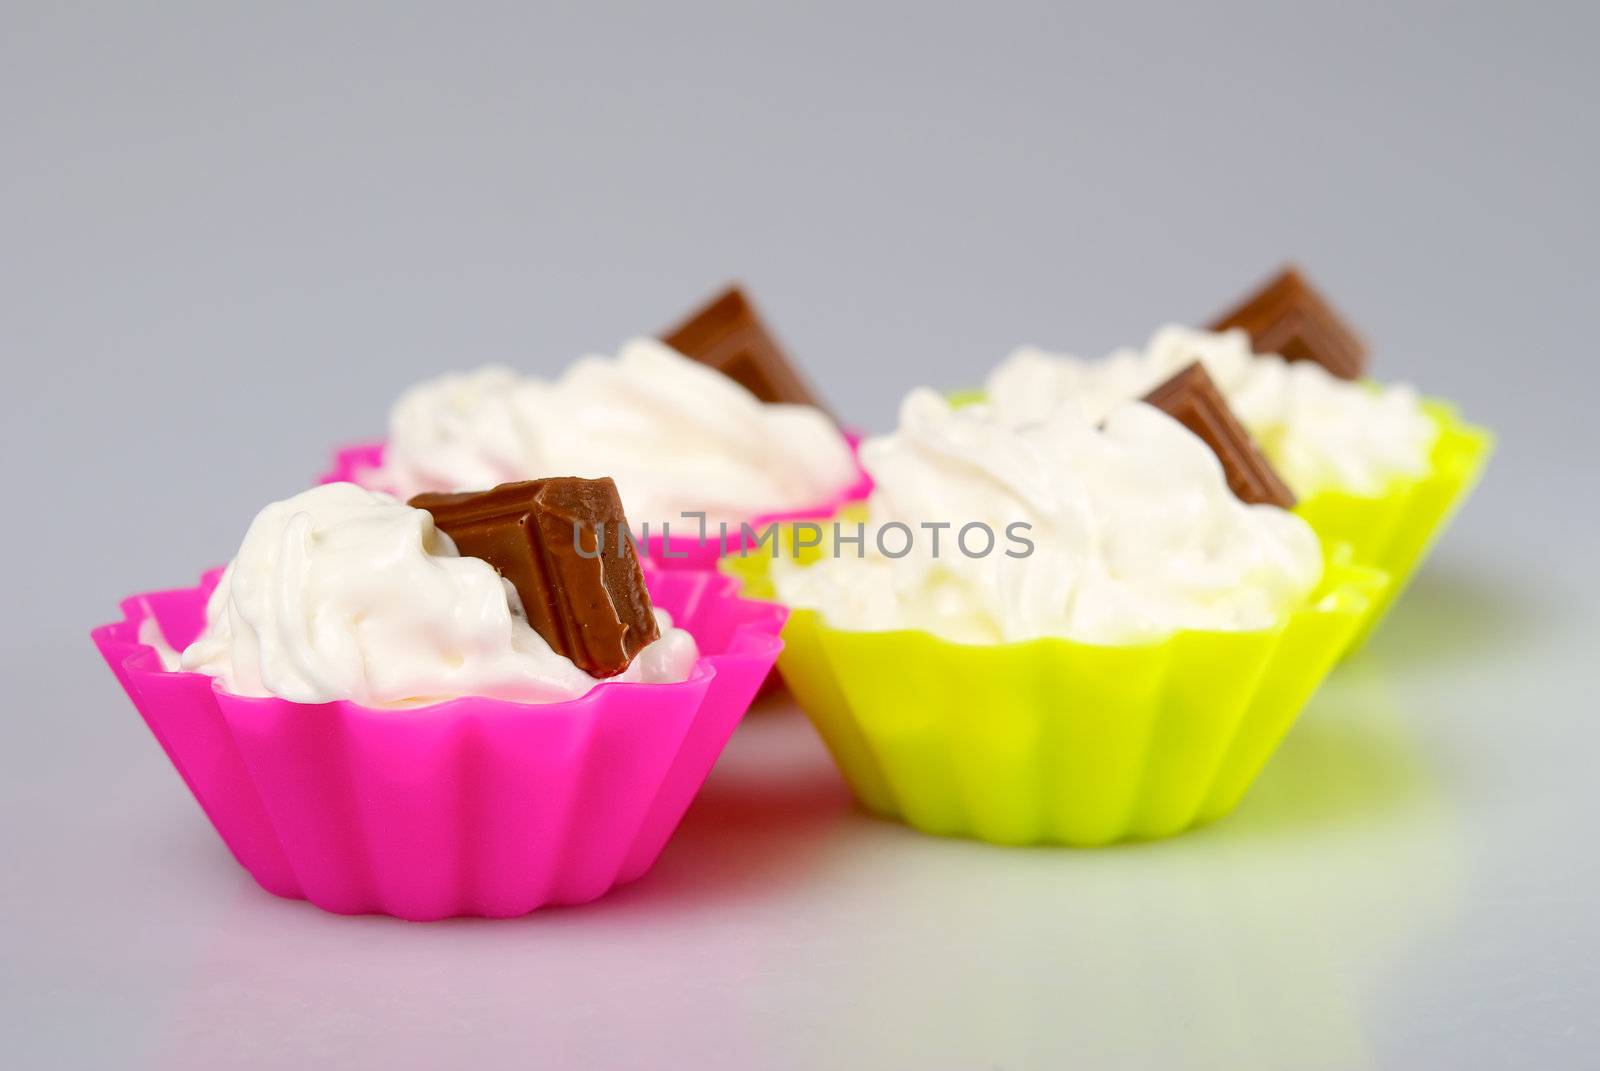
<box><xmin>1292</xmin><ymin>400</ymin><xmax>1491</xmax><ymax>650</ymax></box>
<box><xmin>317</xmin><ymin>434</ymin><xmax>874</xmax><ymax>571</ymax></box>
<box><xmin>91</xmin><ymin>567</ymin><xmax>784</xmax><ymax>920</ymax></box>
<box><xmin>948</xmin><ymin>390</ymin><xmax>1491</xmax><ymax>652</ymax></box>
<box><xmin>725</xmin><ymin>532</ymin><xmax>1389</xmax><ymax>846</ymax></box>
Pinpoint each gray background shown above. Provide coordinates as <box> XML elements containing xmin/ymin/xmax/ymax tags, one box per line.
<box><xmin>3</xmin><ymin>1</ymin><xmax>1596</xmax><ymax>1068</ymax></box>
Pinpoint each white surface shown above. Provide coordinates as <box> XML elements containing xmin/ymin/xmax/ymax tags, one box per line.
<box><xmin>4</xmin><ymin>2</ymin><xmax>1598</xmax><ymax>1067</ymax></box>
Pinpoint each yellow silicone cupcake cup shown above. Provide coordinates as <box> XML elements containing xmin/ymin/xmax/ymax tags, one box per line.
<box><xmin>947</xmin><ymin>390</ymin><xmax>1493</xmax><ymax>653</ymax></box>
<box><xmin>726</xmin><ymin>541</ymin><xmax>1390</xmax><ymax>846</ymax></box>
<box><xmin>1292</xmin><ymin>401</ymin><xmax>1492</xmax><ymax>650</ymax></box>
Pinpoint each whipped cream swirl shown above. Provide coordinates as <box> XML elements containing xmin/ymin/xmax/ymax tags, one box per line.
<box><xmin>373</xmin><ymin>338</ymin><xmax>858</xmax><ymax>525</ymax></box>
<box><xmin>181</xmin><ymin>483</ymin><xmax>697</xmax><ymax>706</ymax></box>
<box><xmin>773</xmin><ymin>390</ymin><xmax>1323</xmax><ymax>645</ymax></box>
<box><xmin>985</xmin><ymin>326</ymin><xmax>1438</xmax><ymax>498</ymax></box>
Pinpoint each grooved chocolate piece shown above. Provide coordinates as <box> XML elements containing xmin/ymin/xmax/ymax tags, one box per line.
<box><xmin>1143</xmin><ymin>362</ymin><xmax>1297</xmax><ymax>509</ymax></box>
<box><xmin>410</xmin><ymin>478</ymin><xmax>659</xmax><ymax>678</ymax></box>
<box><xmin>661</xmin><ymin>285</ymin><xmax>826</xmax><ymax>410</ymax></box>
<box><xmin>1209</xmin><ymin>266</ymin><xmax>1368</xmax><ymax>380</ymax></box>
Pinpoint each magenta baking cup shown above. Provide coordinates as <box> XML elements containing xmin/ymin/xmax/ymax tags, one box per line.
<box><xmin>315</xmin><ymin>433</ymin><xmax>874</xmax><ymax>570</ymax></box>
<box><xmin>91</xmin><ymin>567</ymin><xmax>785</xmax><ymax>920</ymax></box>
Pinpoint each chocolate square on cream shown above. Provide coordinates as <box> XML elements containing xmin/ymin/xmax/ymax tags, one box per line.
<box><xmin>410</xmin><ymin>478</ymin><xmax>659</xmax><ymax>678</ymax></box>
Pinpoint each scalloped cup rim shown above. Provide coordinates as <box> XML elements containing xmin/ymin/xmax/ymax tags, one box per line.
<box><xmin>95</xmin><ymin>568</ymin><xmax>782</xmax><ymax>716</ymax></box>
<box><xmin>757</xmin><ymin>550</ymin><xmax>1388</xmax><ymax>655</ymax></box>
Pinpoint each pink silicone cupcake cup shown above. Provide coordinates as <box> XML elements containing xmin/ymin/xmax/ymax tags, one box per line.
<box><xmin>316</xmin><ymin>433</ymin><xmax>875</xmax><ymax>570</ymax></box>
<box><xmin>91</xmin><ymin>566</ymin><xmax>786</xmax><ymax>921</ymax></box>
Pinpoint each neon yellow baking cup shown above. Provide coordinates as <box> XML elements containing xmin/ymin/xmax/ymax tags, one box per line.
<box><xmin>725</xmin><ymin>542</ymin><xmax>1390</xmax><ymax>846</ymax></box>
<box><xmin>946</xmin><ymin>390</ymin><xmax>1492</xmax><ymax>652</ymax></box>
<box><xmin>1291</xmin><ymin>401</ymin><xmax>1491</xmax><ymax>650</ymax></box>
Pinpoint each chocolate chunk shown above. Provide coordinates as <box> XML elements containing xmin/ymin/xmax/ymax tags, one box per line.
<box><xmin>1209</xmin><ymin>266</ymin><xmax>1368</xmax><ymax>380</ymax></box>
<box><xmin>1142</xmin><ymin>362</ymin><xmax>1297</xmax><ymax>509</ymax></box>
<box><xmin>661</xmin><ymin>285</ymin><xmax>826</xmax><ymax>410</ymax></box>
<box><xmin>410</xmin><ymin>478</ymin><xmax>659</xmax><ymax>678</ymax></box>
